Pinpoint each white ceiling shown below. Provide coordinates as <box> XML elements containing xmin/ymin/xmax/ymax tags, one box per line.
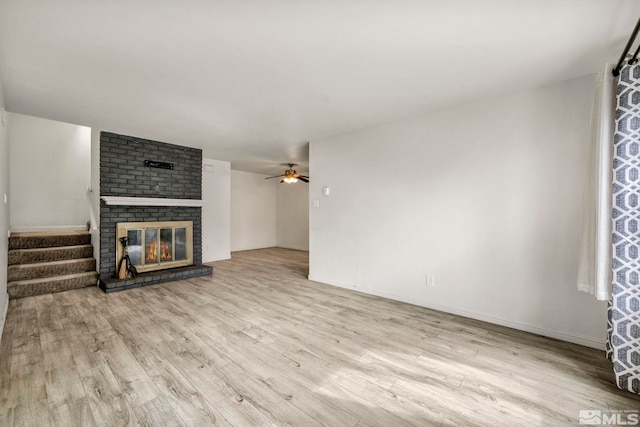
<box><xmin>0</xmin><ymin>0</ymin><xmax>638</xmax><ymax>175</ymax></box>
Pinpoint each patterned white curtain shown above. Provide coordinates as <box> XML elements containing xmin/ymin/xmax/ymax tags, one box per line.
<box><xmin>608</xmin><ymin>58</ymin><xmax>640</xmax><ymax>394</ymax></box>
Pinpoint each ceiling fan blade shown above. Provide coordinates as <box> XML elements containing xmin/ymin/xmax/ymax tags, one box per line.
<box><xmin>298</xmin><ymin>177</ymin><xmax>309</xmax><ymax>183</ymax></box>
<box><xmin>265</xmin><ymin>174</ymin><xmax>284</xmax><ymax>179</ymax></box>
<box><xmin>297</xmin><ymin>175</ymin><xmax>309</xmax><ymax>179</ymax></box>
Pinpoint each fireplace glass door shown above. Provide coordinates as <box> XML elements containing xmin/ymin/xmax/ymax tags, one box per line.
<box><xmin>160</xmin><ymin>228</ymin><xmax>173</xmax><ymax>262</ymax></box>
<box><xmin>116</xmin><ymin>221</ymin><xmax>193</xmax><ymax>273</ymax></box>
<box><xmin>145</xmin><ymin>228</ymin><xmax>158</xmax><ymax>263</ymax></box>
<box><xmin>175</xmin><ymin>228</ymin><xmax>187</xmax><ymax>260</ymax></box>
<box><xmin>127</xmin><ymin>229</ymin><xmax>142</xmax><ymax>265</ymax></box>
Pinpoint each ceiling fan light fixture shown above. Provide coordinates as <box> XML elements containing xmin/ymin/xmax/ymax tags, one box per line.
<box><xmin>264</xmin><ymin>163</ymin><xmax>309</xmax><ymax>184</ymax></box>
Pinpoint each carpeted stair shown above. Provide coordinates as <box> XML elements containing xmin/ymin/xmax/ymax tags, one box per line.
<box><xmin>8</xmin><ymin>231</ymin><xmax>98</xmax><ymax>299</ymax></box>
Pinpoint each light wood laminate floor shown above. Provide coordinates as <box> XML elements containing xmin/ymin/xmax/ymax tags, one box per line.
<box><xmin>1</xmin><ymin>247</ymin><xmax>638</xmax><ymax>426</ymax></box>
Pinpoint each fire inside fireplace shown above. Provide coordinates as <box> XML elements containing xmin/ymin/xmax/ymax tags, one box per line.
<box><xmin>116</xmin><ymin>221</ymin><xmax>193</xmax><ymax>273</ymax></box>
<box><xmin>144</xmin><ymin>229</ymin><xmax>174</xmax><ymax>262</ymax></box>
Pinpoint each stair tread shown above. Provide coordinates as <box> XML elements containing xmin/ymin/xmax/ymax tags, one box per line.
<box><xmin>9</xmin><ymin>245</ymin><xmax>94</xmax><ymax>266</ymax></box>
<box><xmin>9</xmin><ymin>231</ymin><xmax>92</xmax><ymax>250</ymax></box>
<box><xmin>8</xmin><ymin>271</ymin><xmax>98</xmax><ymax>286</ymax></box>
<box><xmin>8</xmin><ymin>257</ymin><xmax>95</xmax><ymax>270</ymax></box>
<box><xmin>10</xmin><ymin>230</ymin><xmax>90</xmax><ymax>237</ymax></box>
<box><xmin>9</xmin><ymin>244</ymin><xmax>93</xmax><ymax>254</ymax></box>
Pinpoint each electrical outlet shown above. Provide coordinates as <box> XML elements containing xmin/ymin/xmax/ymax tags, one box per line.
<box><xmin>426</xmin><ymin>275</ymin><xmax>435</xmax><ymax>287</ymax></box>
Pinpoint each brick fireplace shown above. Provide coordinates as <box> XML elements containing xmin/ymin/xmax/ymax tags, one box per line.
<box><xmin>98</xmin><ymin>132</ymin><xmax>213</xmax><ymax>292</ymax></box>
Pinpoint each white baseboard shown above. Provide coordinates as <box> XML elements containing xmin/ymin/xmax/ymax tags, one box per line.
<box><xmin>276</xmin><ymin>245</ymin><xmax>309</xmax><ymax>252</ymax></box>
<box><xmin>309</xmin><ymin>275</ymin><xmax>356</xmax><ymax>289</ymax></box>
<box><xmin>10</xmin><ymin>225</ymin><xmax>88</xmax><ymax>233</ymax></box>
<box><xmin>0</xmin><ymin>293</ymin><xmax>8</xmax><ymax>345</ymax></box>
<box><xmin>308</xmin><ymin>275</ymin><xmax>605</xmax><ymax>350</ymax></box>
<box><xmin>231</xmin><ymin>245</ymin><xmax>278</xmax><ymax>253</ymax></box>
<box><xmin>203</xmin><ymin>253</ymin><xmax>231</xmax><ymax>263</ymax></box>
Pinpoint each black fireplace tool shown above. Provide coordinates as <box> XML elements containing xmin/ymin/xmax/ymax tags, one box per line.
<box><xmin>118</xmin><ymin>236</ymin><xmax>138</xmax><ymax>279</ymax></box>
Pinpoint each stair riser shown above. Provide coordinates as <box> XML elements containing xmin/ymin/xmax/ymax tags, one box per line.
<box><xmin>8</xmin><ymin>274</ymin><xmax>98</xmax><ymax>299</ymax></box>
<box><xmin>9</xmin><ymin>234</ymin><xmax>91</xmax><ymax>250</ymax></box>
<box><xmin>9</xmin><ymin>246</ymin><xmax>94</xmax><ymax>265</ymax></box>
<box><xmin>8</xmin><ymin>259</ymin><xmax>96</xmax><ymax>282</ymax></box>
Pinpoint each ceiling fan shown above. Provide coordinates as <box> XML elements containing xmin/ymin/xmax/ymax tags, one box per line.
<box><xmin>265</xmin><ymin>163</ymin><xmax>309</xmax><ymax>184</ymax></box>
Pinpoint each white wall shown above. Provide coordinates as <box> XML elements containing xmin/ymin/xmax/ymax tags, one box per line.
<box><xmin>231</xmin><ymin>170</ymin><xmax>277</xmax><ymax>251</ymax></box>
<box><xmin>202</xmin><ymin>158</ymin><xmax>231</xmax><ymax>262</ymax></box>
<box><xmin>309</xmin><ymin>74</ymin><xmax>606</xmax><ymax>348</ymax></box>
<box><xmin>277</xmin><ymin>182</ymin><xmax>309</xmax><ymax>251</ymax></box>
<box><xmin>8</xmin><ymin>113</ymin><xmax>91</xmax><ymax>231</ymax></box>
<box><xmin>0</xmin><ymin>80</ymin><xmax>9</xmax><ymax>339</ymax></box>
